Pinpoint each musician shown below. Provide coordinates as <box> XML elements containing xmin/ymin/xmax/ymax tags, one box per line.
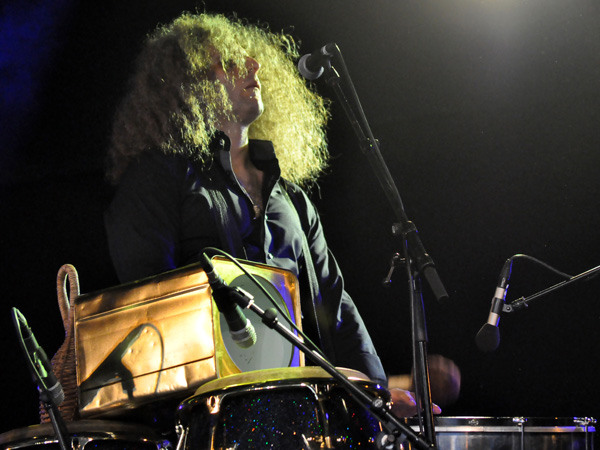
<box><xmin>105</xmin><ymin>11</ymin><xmax>451</xmax><ymax>417</ymax></box>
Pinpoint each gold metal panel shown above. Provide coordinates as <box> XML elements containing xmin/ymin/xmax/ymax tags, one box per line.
<box><xmin>74</xmin><ymin>258</ymin><xmax>302</xmax><ymax>417</ymax></box>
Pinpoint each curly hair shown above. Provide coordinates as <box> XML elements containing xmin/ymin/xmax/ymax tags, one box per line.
<box><xmin>106</xmin><ymin>12</ymin><xmax>330</xmax><ymax>187</ymax></box>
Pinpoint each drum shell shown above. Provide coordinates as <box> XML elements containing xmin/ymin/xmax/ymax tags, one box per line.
<box><xmin>0</xmin><ymin>420</ymin><xmax>164</xmax><ymax>450</ymax></box>
<box><xmin>402</xmin><ymin>416</ymin><xmax>596</xmax><ymax>450</ymax></box>
<box><xmin>177</xmin><ymin>367</ymin><xmax>390</xmax><ymax>450</ymax></box>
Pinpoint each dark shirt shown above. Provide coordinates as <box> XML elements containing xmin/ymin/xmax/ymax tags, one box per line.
<box><xmin>105</xmin><ymin>138</ymin><xmax>387</xmax><ymax>385</ymax></box>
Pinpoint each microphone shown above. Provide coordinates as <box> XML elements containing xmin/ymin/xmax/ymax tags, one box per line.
<box><xmin>297</xmin><ymin>43</ymin><xmax>338</xmax><ymax>80</ymax></box>
<box><xmin>201</xmin><ymin>254</ymin><xmax>257</xmax><ymax>348</ymax></box>
<box><xmin>12</xmin><ymin>307</ymin><xmax>65</xmax><ymax>406</ymax></box>
<box><xmin>476</xmin><ymin>258</ymin><xmax>513</xmax><ymax>352</ymax></box>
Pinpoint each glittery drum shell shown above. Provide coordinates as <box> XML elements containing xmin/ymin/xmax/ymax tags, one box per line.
<box><xmin>177</xmin><ymin>368</ymin><xmax>390</xmax><ymax>449</ymax></box>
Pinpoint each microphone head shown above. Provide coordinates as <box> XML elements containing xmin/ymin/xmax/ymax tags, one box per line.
<box><xmin>297</xmin><ymin>53</ymin><xmax>324</xmax><ymax>80</ymax></box>
<box><xmin>476</xmin><ymin>323</ymin><xmax>500</xmax><ymax>352</ymax></box>
<box><xmin>230</xmin><ymin>318</ymin><xmax>257</xmax><ymax>348</ymax></box>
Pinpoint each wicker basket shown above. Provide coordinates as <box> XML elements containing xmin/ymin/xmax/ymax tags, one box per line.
<box><xmin>40</xmin><ymin>264</ymin><xmax>80</xmax><ymax>423</ymax></box>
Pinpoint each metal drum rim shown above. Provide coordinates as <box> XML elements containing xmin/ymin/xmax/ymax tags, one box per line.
<box><xmin>0</xmin><ymin>420</ymin><xmax>161</xmax><ymax>446</ymax></box>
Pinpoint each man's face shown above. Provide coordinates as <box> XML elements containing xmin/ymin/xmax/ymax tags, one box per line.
<box><xmin>210</xmin><ymin>53</ymin><xmax>264</xmax><ymax>127</ymax></box>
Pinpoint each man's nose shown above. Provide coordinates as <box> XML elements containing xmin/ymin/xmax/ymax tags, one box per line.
<box><xmin>246</xmin><ymin>56</ymin><xmax>260</xmax><ymax>74</ymax></box>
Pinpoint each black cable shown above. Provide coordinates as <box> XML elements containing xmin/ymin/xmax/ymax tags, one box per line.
<box><xmin>509</xmin><ymin>253</ymin><xmax>572</xmax><ymax>280</ymax></box>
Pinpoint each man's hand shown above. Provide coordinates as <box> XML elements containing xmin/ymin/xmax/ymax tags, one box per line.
<box><xmin>387</xmin><ymin>354</ymin><xmax>461</xmax><ymax>416</ymax></box>
<box><xmin>389</xmin><ymin>388</ymin><xmax>442</xmax><ymax>417</ymax></box>
<box><xmin>426</xmin><ymin>354</ymin><xmax>461</xmax><ymax>406</ymax></box>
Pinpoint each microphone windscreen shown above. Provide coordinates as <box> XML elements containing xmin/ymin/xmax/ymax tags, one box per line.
<box><xmin>230</xmin><ymin>318</ymin><xmax>257</xmax><ymax>348</ymax></box>
<box><xmin>476</xmin><ymin>323</ymin><xmax>500</xmax><ymax>352</ymax></box>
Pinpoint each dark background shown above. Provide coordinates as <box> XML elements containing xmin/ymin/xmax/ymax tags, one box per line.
<box><xmin>2</xmin><ymin>0</ymin><xmax>599</xmax><ymax>435</ymax></box>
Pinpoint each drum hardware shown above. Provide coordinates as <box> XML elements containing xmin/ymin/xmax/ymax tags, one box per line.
<box><xmin>575</xmin><ymin>417</ymin><xmax>597</xmax><ymax>450</ymax></box>
<box><xmin>174</xmin><ymin>424</ymin><xmax>186</xmax><ymax>450</ymax></box>
<box><xmin>512</xmin><ymin>416</ymin><xmax>527</xmax><ymax>450</ymax></box>
<box><xmin>575</xmin><ymin>417</ymin><xmax>597</xmax><ymax>428</ymax></box>
<box><xmin>403</xmin><ymin>416</ymin><xmax>597</xmax><ymax>450</ymax></box>
<box><xmin>376</xmin><ymin>429</ymin><xmax>407</xmax><ymax>450</ymax></box>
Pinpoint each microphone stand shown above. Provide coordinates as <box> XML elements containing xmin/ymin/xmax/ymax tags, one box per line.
<box><xmin>231</xmin><ymin>291</ymin><xmax>435</xmax><ymax>450</ymax></box>
<box><xmin>40</xmin><ymin>390</ymin><xmax>70</xmax><ymax>450</ymax></box>
<box><xmin>11</xmin><ymin>308</ymin><xmax>70</xmax><ymax>450</ymax></box>
<box><xmin>503</xmin><ymin>264</ymin><xmax>600</xmax><ymax>313</ymax></box>
<box><xmin>315</xmin><ymin>44</ymin><xmax>449</xmax><ymax>447</ymax></box>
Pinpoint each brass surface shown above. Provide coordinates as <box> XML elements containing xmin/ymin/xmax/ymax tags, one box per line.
<box><xmin>74</xmin><ymin>258</ymin><xmax>302</xmax><ymax>416</ymax></box>
<box><xmin>193</xmin><ymin>366</ymin><xmax>372</xmax><ymax>396</ymax></box>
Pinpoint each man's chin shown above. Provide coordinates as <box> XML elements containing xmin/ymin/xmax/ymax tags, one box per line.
<box><xmin>238</xmin><ymin>104</ymin><xmax>264</xmax><ymax>126</ymax></box>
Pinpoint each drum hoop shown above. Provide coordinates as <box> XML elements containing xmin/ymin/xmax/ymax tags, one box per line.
<box><xmin>0</xmin><ymin>420</ymin><xmax>160</xmax><ymax>445</ymax></box>
<box><xmin>192</xmin><ymin>366</ymin><xmax>372</xmax><ymax>397</ymax></box>
<box><xmin>177</xmin><ymin>366</ymin><xmax>382</xmax><ymax>424</ymax></box>
<box><xmin>410</xmin><ymin>417</ymin><xmax>596</xmax><ymax>434</ymax></box>
<box><xmin>430</xmin><ymin>425</ymin><xmax>596</xmax><ymax>433</ymax></box>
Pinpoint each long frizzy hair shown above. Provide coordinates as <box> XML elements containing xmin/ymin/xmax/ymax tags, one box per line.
<box><xmin>106</xmin><ymin>12</ymin><xmax>330</xmax><ymax>187</ymax></box>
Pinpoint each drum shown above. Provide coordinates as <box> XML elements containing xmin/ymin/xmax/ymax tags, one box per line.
<box><xmin>0</xmin><ymin>420</ymin><xmax>166</xmax><ymax>450</ymax></box>
<box><xmin>176</xmin><ymin>367</ymin><xmax>390</xmax><ymax>449</ymax></box>
<box><xmin>403</xmin><ymin>416</ymin><xmax>597</xmax><ymax>450</ymax></box>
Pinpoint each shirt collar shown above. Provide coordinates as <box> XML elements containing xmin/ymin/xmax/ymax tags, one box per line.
<box><xmin>211</xmin><ymin>132</ymin><xmax>279</xmax><ymax>176</ymax></box>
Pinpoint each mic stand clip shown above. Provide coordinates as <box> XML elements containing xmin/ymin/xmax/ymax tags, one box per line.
<box><xmin>40</xmin><ymin>391</ymin><xmax>70</xmax><ymax>450</ymax></box>
<box><xmin>504</xmin><ymin>264</ymin><xmax>600</xmax><ymax>313</ymax></box>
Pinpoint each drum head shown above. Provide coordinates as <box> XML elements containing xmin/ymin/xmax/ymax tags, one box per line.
<box><xmin>219</xmin><ymin>274</ymin><xmax>298</xmax><ymax>372</ymax></box>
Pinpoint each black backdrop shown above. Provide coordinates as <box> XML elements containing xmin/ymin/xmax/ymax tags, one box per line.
<box><xmin>1</xmin><ymin>0</ymin><xmax>599</xmax><ymax>434</ymax></box>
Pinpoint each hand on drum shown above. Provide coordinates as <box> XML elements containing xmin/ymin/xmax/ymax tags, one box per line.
<box><xmin>388</xmin><ymin>354</ymin><xmax>461</xmax><ymax>416</ymax></box>
<box><xmin>425</xmin><ymin>354</ymin><xmax>461</xmax><ymax>406</ymax></box>
<box><xmin>389</xmin><ymin>388</ymin><xmax>442</xmax><ymax>417</ymax></box>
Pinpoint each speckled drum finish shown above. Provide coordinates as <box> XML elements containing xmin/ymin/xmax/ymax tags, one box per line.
<box><xmin>176</xmin><ymin>367</ymin><xmax>390</xmax><ymax>450</ymax></box>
